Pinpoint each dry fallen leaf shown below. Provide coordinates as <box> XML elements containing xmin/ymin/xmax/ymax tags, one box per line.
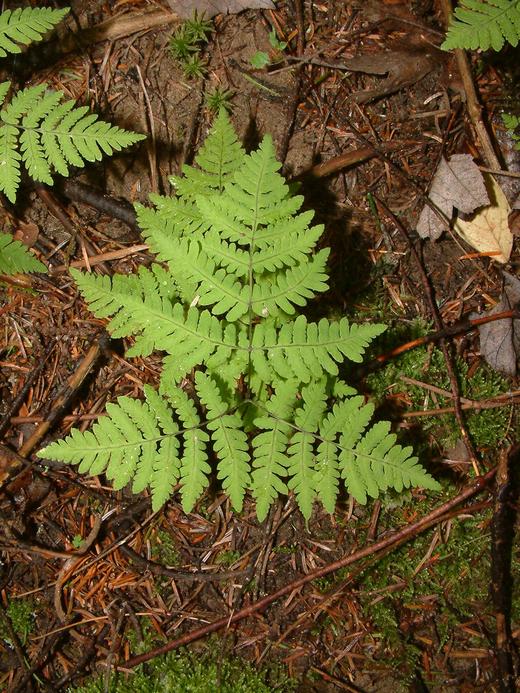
<box><xmin>454</xmin><ymin>174</ymin><xmax>513</xmax><ymax>264</ymax></box>
<box><xmin>345</xmin><ymin>50</ymin><xmax>438</xmax><ymax>104</ymax></box>
<box><xmin>475</xmin><ymin>272</ymin><xmax>520</xmax><ymax>376</ymax></box>
<box><xmin>417</xmin><ymin>154</ymin><xmax>489</xmax><ymax>241</ymax></box>
<box><xmin>168</xmin><ymin>0</ymin><xmax>274</xmax><ymax>19</ymax></box>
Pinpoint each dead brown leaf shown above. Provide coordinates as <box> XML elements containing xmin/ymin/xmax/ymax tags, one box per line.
<box><xmin>168</xmin><ymin>0</ymin><xmax>275</xmax><ymax>19</ymax></box>
<box><xmin>346</xmin><ymin>50</ymin><xmax>438</xmax><ymax>104</ymax></box>
<box><xmin>417</xmin><ymin>154</ymin><xmax>489</xmax><ymax>241</ymax></box>
<box><xmin>454</xmin><ymin>174</ymin><xmax>513</xmax><ymax>264</ymax></box>
<box><xmin>475</xmin><ymin>272</ymin><xmax>520</xmax><ymax>376</ymax></box>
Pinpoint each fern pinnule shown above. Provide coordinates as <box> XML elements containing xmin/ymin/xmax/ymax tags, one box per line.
<box><xmin>0</xmin><ymin>7</ymin><xmax>69</xmax><ymax>57</ymax></box>
<box><xmin>442</xmin><ymin>0</ymin><xmax>520</xmax><ymax>51</ymax></box>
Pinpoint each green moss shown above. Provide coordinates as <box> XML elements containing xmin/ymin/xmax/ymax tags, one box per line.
<box><xmin>358</xmin><ymin>499</ymin><xmax>520</xmax><ymax>672</ymax></box>
<box><xmin>0</xmin><ymin>598</ymin><xmax>35</xmax><ymax>645</ymax></box>
<box><xmin>150</xmin><ymin>529</ymin><xmax>180</xmax><ymax>566</ymax></box>
<box><xmin>71</xmin><ymin>644</ymin><xmax>295</xmax><ymax>693</ymax></box>
<box><xmin>366</xmin><ymin>325</ymin><xmax>513</xmax><ymax>452</ymax></box>
<box><xmin>216</xmin><ymin>549</ymin><xmax>241</xmax><ymax>566</ymax></box>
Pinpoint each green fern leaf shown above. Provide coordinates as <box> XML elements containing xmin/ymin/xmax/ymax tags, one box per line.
<box><xmin>0</xmin><ymin>84</ymin><xmax>144</xmax><ymax>202</ymax></box>
<box><xmin>0</xmin><ymin>231</ymin><xmax>46</xmax><ymax>274</ymax></box>
<box><xmin>314</xmin><ymin>394</ymin><xmax>365</xmax><ymax>513</ymax></box>
<box><xmin>38</xmin><ymin>393</ymin><xmax>177</xmax><ymax>495</ymax></box>
<box><xmin>0</xmin><ymin>7</ymin><xmax>69</xmax><ymax>57</ymax></box>
<box><xmin>195</xmin><ymin>372</ymin><xmax>250</xmax><ymax>511</ymax></box>
<box><xmin>251</xmin><ymin>316</ymin><xmax>386</xmax><ymax>383</ymax></box>
<box><xmin>71</xmin><ymin>267</ymin><xmax>240</xmax><ymax>381</ymax></box>
<box><xmin>286</xmin><ymin>381</ymin><xmax>328</xmax><ymax>518</ymax></box>
<box><xmin>0</xmin><ymin>81</ymin><xmax>10</xmax><ymax>107</ymax></box>
<box><xmin>143</xmin><ymin>386</ymin><xmax>181</xmax><ymax>510</ymax></box>
<box><xmin>168</xmin><ymin>385</ymin><xmax>211</xmax><ymax>513</ymax></box>
<box><xmin>442</xmin><ymin>0</ymin><xmax>520</xmax><ymax>51</ymax></box>
<box><xmin>41</xmin><ymin>111</ymin><xmax>439</xmax><ymax>519</ymax></box>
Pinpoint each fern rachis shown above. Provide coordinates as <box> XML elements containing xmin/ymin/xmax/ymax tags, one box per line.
<box><xmin>38</xmin><ymin>110</ymin><xmax>440</xmax><ymax>519</ymax></box>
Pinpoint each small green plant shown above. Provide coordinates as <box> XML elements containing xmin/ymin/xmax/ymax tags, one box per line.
<box><xmin>205</xmin><ymin>87</ymin><xmax>234</xmax><ymax>113</ymax></box>
<box><xmin>169</xmin><ymin>13</ymin><xmax>212</xmax><ymax>79</ymax></box>
<box><xmin>217</xmin><ymin>549</ymin><xmax>241</xmax><ymax>566</ymax></box>
<box><xmin>503</xmin><ymin>112</ymin><xmax>520</xmax><ymax>149</ymax></box>
<box><xmin>151</xmin><ymin>529</ymin><xmax>180</xmax><ymax>565</ymax></box>
<box><xmin>250</xmin><ymin>29</ymin><xmax>288</xmax><ymax>69</ymax></box>
<box><xmin>37</xmin><ymin>110</ymin><xmax>439</xmax><ymax>520</ymax></box>
<box><xmin>182</xmin><ymin>54</ymin><xmax>207</xmax><ymax>80</ymax></box>
<box><xmin>442</xmin><ymin>0</ymin><xmax>520</xmax><ymax>51</ymax></box>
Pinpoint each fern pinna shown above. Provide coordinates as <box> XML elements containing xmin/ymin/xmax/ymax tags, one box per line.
<box><xmin>38</xmin><ymin>111</ymin><xmax>439</xmax><ymax>519</ymax></box>
<box><xmin>441</xmin><ymin>0</ymin><xmax>520</xmax><ymax>51</ymax></box>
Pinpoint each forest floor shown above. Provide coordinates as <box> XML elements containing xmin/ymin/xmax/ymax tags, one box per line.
<box><xmin>0</xmin><ymin>0</ymin><xmax>519</xmax><ymax>691</ymax></box>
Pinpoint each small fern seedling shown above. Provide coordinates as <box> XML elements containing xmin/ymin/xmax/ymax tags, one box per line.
<box><xmin>38</xmin><ymin>111</ymin><xmax>440</xmax><ymax>520</ymax></box>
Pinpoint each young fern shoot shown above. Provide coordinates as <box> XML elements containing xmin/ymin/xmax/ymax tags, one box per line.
<box><xmin>38</xmin><ymin>111</ymin><xmax>440</xmax><ymax>519</ymax></box>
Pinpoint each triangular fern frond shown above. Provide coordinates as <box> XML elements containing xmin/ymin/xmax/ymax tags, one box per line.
<box><xmin>0</xmin><ymin>83</ymin><xmax>144</xmax><ymax>202</ymax></box>
<box><xmin>38</xmin><ymin>111</ymin><xmax>440</xmax><ymax>520</ymax></box>
<box><xmin>441</xmin><ymin>0</ymin><xmax>520</xmax><ymax>51</ymax></box>
<box><xmin>0</xmin><ymin>231</ymin><xmax>46</xmax><ymax>274</ymax></box>
<box><xmin>0</xmin><ymin>7</ymin><xmax>69</xmax><ymax>57</ymax></box>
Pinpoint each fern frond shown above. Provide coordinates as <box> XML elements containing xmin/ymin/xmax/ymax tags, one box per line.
<box><xmin>441</xmin><ymin>0</ymin><xmax>520</xmax><ymax>51</ymax></box>
<box><xmin>0</xmin><ymin>84</ymin><xmax>144</xmax><ymax>202</ymax></box>
<box><xmin>42</xmin><ymin>111</ymin><xmax>439</xmax><ymax>519</ymax></box>
<box><xmin>0</xmin><ymin>231</ymin><xmax>46</xmax><ymax>274</ymax></box>
<box><xmin>195</xmin><ymin>372</ymin><xmax>250</xmax><ymax>511</ymax></box>
<box><xmin>0</xmin><ymin>7</ymin><xmax>69</xmax><ymax>57</ymax></box>
<box><xmin>172</xmin><ymin>109</ymin><xmax>244</xmax><ymax>196</ymax></box>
